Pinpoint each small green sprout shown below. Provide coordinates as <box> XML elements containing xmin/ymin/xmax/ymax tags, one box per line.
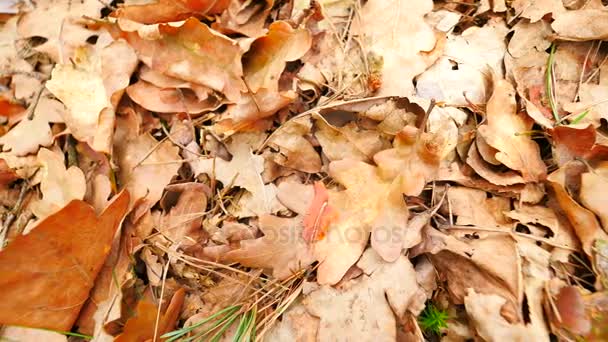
<box><xmin>418</xmin><ymin>303</ymin><xmax>449</xmax><ymax>335</ymax></box>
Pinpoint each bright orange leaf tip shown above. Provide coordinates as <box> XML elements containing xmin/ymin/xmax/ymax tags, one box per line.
<box><xmin>303</xmin><ymin>181</ymin><xmax>338</xmax><ymax>243</ymax></box>
<box><xmin>115</xmin><ymin>288</ymin><xmax>186</xmax><ymax>342</ymax></box>
<box><xmin>0</xmin><ymin>190</ymin><xmax>130</xmax><ymax>331</ymax></box>
<box><xmin>114</xmin><ymin>0</ymin><xmax>230</xmax><ymax>24</ymax></box>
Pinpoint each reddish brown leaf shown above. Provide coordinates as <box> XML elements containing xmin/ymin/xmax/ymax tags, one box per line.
<box><xmin>0</xmin><ymin>190</ymin><xmax>130</xmax><ymax>331</ymax></box>
<box><xmin>115</xmin><ymin>288</ymin><xmax>186</xmax><ymax>342</ymax></box>
<box><xmin>115</xmin><ymin>0</ymin><xmax>230</xmax><ymax>24</ymax></box>
<box><xmin>303</xmin><ymin>181</ymin><xmax>338</xmax><ymax>242</ymax></box>
<box><xmin>0</xmin><ymin>158</ymin><xmax>19</xmax><ymax>188</ymax></box>
<box><xmin>555</xmin><ymin>286</ymin><xmax>591</xmax><ymax>336</ymax></box>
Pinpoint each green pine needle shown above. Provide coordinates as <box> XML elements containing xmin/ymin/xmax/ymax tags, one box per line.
<box><xmin>546</xmin><ymin>42</ymin><xmax>560</xmax><ymax>124</ymax></box>
<box><xmin>418</xmin><ymin>304</ymin><xmax>449</xmax><ymax>335</ymax></box>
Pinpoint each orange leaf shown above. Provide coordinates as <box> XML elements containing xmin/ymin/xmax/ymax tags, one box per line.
<box><xmin>0</xmin><ymin>96</ymin><xmax>25</xmax><ymax>118</ymax></box>
<box><xmin>303</xmin><ymin>181</ymin><xmax>338</xmax><ymax>242</ymax></box>
<box><xmin>0</xmin><ymin>190</ymin><xmax>130</xmax><ymax>331</ymax></box>
<box><xmin>115</xmin><ymin>288</ymin><xmax>186</xmax><ymax>342</ymax></box>
<box><xmin>115</xmin><ymin>0</ymin><xmax>229</xmax><ymax>24</ymax></box>
<box><xmin>0</xmin><ymin>158</ymin><xmax>19</xmax><ymax>188</ymax></box>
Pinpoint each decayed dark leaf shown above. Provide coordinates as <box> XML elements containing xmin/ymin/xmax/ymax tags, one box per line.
<box><xmin>0</xmin><ymin>191</ymin><xmax>129</xmax><ymax>331</ymax></box>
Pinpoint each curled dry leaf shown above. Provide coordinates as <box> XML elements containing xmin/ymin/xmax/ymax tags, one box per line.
<box><xmin>114</xmin><ymin>0</ymin><xmax>230</xmax><ymax>24</ymax></box>
<box><xmin>512</xmin><ymin>0</ymin><xmax>565</xmax><ymax>22</ymax></box>
<box><xmin>224</xmin><ymin>214</ymin><xmax>315</xmax><ymax>280</ymax></box>
<box><xmin>304</xmin><ymin>249</ymin><xmax>421</xmax><ymax>341</ymax></box>
<box><xmin>551</xmin><ymin>124</ymin><xmax>608</xmax><ymax>167</ymax></box>
<box><xmin>115</xmin><ymin>288</ymin><xmax>186</xmax><ymax>342</ymax></box>
<box><xmin>267</xmin><ymin>116</ymin><xmax>321</xmax><ymax>173</ymax></box>
<box><xmin>30</xmin><ymin>148</ymin><xmax>86</xmax><ymax>219</ymax></box>
<box><xmin>0</xmin><ymin>191</ymin><xmax>129</xmax><ymax>331</ymax></box>
<box><xmin>126</xmin><ymin>80</ymin><xmax>220</xmax><ymax>114</ymax></box>
<box><xmin>477</xmin><ymin>79</ymin><xmax>547</xmax><ymax>182</ymax></box>
<box><xmin>374</xmin><ymin>126</ymin><xmax>443</xmax><ymax>196</ymax></box>
<box><xmin>213</xmin><ymin>0</ymin><xmax>274</xmax><ymax>38</ymax></box>
<box><xmin>243</xmin><ymin>21</ymin><xmax>311</xmax><ymax>93</ymax></box>
<box><xmin>108</xmin><ymin>18</ymin><xmax>245</xmax><ymax>102</ymax></box>
<box><xmin>354</xmin><ymin>0</ymin><xmax>439</xmax><ymax>96</ymax></box>
<box><xmin>46</xmin><ymin>41</ymin><xmax>138</xmax><ymax>153</ymax></box>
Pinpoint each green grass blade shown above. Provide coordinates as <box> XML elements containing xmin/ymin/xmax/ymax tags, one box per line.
<box><xmin>163</xmin><ymin>305</ymin><xmax>241</xmax><ymax>341</ymax></box>
<box><xmin>209</xmin><ymin>312</ymin><xmax>240</xmax><ymax>342</ymax></box>
<box><xmin>182</xmin><ymin>308</ymin><xmax>240</xmax><ymax>342</ymax></box>
<box><xmin>570</xmin><ymin>109</ymin><xmax>590</xmax><ymax>125</ymax></box>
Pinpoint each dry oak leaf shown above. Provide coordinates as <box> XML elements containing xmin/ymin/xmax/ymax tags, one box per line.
<box><xmin>46</xmin><ymin>41</ymin><xmax>138</xmax><ymax>153</ymax></box>
<box><xmin>477</xmin><ymin>79</ymin><xmax>547</xmax><ymax>182</ymax></box>
<box><xmin>126</xmin><ymin>80</ymin><xmax>221</xmax><ymax>114</ymax></box>
<box><xmin>552</xmin><ymin>9</ymin><xmax>608</xmax><ymax>41</ymax></box>
<box><xmin>16</xmin><ymin>0</ymin><xmax>104</xmax><ymax>62</ymax></box>
<box><xmin>0</xmin><ymin>327</ymin><xmax>67</xmax><ymax>342</ymax></box>
<box><xmin>551</xmin><ymin>124</ymin><xmax>608</xmax><ymax>167</ymax></box>
<box><xmin>110</xmin><ymin>18</ymin><xmax>245</xmax><ymax>102</ymax></box>
<box><xmin>304</xmin><ymin>249</ymin><xmax>421</xmax><ymax>342</ymax></box>
<box><xmin>114</xmin><ymin>133</ymin><xmax>181</xmax><ymax>219</ymax></box>
<box><xmin>217</xmin><ymin>88</ymin><xmax>296</xmax><ymax>133</ymax></box>
<box><xmin>416</xmin><ymin>19</ymin><xmax>508</xmax><ymax>105</ymax></box>
<box><xmin>224</xmin><ymin>214</ymin><xmax>315</xmax><ymax>279</ymax></box>
<box><xmin>138</xmin><ymin>65</ymin><xmax>212</xmax><ymax>101</ymax></box>
<box><xmin>267</xmin><ymin>116</ymin><xmax>322</xmax><ymax>173</ymax></box>
<box><xmin>212</xmin><ymin>0</ymin><xmax>274</xmax><ymax>38</ymax></box>
<box><xmin>464</xmin><ymin>289</ymin><xmax>549</xmax><ymax>342</ymax></box>
<box><xmin>466</xmin><ymin>142</ymin><xmax>526</xmax><ymax>186</ymax></box>
<box><xmin>264</xmin><ymin>303</ymin><xmax>319</xmax><ymax>342</ymax></box>
<box><xmin>315</xmin><ymin>159</ymin><xmax>409</xmax><ymax>284</ymax></box>
<box><xmin>315</xmin><ymin>118</ymin><xmax>387</xmax><ymax>162</ymax></box>
<box><xmin>373</xmin><ymin>126</ymin><xmax>443</xmax><ymax>196</ymax></box>
<box><xmin>243</xmin><ymin>20</ymin><xmax>311</xmax><ymax>93</ymax></box>
<box><xmin>512</xmin><ymin>0</ymin><xmax>565</xmax><ymax>22</ymax></box>
<box><xmin>579</xmin><ymin>162</ymin><xmax>608</xmax><ymax>230</ymax></box>
<box><xmin>114</xmin><ymin>0</ymin><xmax>229</xmax><ymax>24</ymax></box>
<box><xmin>548</xmin><ymin>166</ymin><xmax>608</xmax><ymax>256</ymax></box>
<box><xmin>154</xmin><ymin>182</ymin><xmax>210</xmax><ymax>247</ymax></box>
<box><xmin>115</xmin><ymin>288</ymin><xmax>185</xmax><ymax>342</ymax></box>
<box><xmin>30</xmin><ymin>148</ymin><xmax>86</xmax><ymax>219</ymax></box>
<box><xmin>188</xmin><ymin>133</ymin><xmax>281</xmax><ymax>217</ymax></box>
<box><xmin>0</xmin><ymin>190</ymin><xmax>129</xmax><ymax>331</ymax></box>
<box><xmin>443</xmin><ymin>186</ymin><xmax>511</xmax><ymax>228</ymax></box>
<box><xmin>0</xmin><ymin>97</ymin><xmax>65</xmax><ymax>156</ymax></box>
<box><xmin>354</xmin><ymin>0</ymin><xmax>438</xmax><ymax>96</ymax></box>
<box><xmin>0</xmin><ymin>158</ymin><xmax>19</xmax><ymax>188</ymax></box>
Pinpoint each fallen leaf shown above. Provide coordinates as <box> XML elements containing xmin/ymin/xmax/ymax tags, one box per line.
<box><xmin>552</xmin><ymin>9</ymin><xmax>608</xmax><ymax>41</ymax></box>
<box><xmin>551</xmin><ymin>124</ymin><xmax>608</xmax><ymax>167</ymax></box>
<box><xmin>188</xmin><ymin>133</ymin><xmax>281</xmax><ymax>217</ymax></box>
<box><xmin>109</xmin><ymin>18</ymin><xmax>245</xmax><ymax>102</ymax></box>
<box><xmin>213</xmin><ymin>0</ymin><xmax>274</xmax><ymax>38</ymax></box>
<box><xmin>126</xmin><ymin>80</ymin><xmax>220</xmax><ymax>114</ymax></box>
<box><xmin>267</xmin><ymin>116</ymin><xmax>322</xmax><ymax>173</ymax></box>
<box><xmin>0</xmin><ymin>97</ymin><xmax>65</xmax><ymax>156</ymax></box>
<box><xmin>554</xmin><ymin>286</ymin><xmax>591</xmax><ymax>335</ymax></box>
<box><xmin>354</xmin><ymin>0</ymin><xmax>439</xmax><ymax>96</ymax></box>
<box><xmin>416</xmin><ymin>18</ymin><xmax>508</xmax><ymax>105</ymax></box>
<box><xmin>477</xmin><ymin>79</ymin><xmax>547</xmax><ymax>182</ymax></box>
<box><xmin>115</xmin><ymin>0</ymin><xmax>230</xmax><ymax>24</ymax></box>
<box><xmin>302</xmin><ymin>181</ymin><xmax>337</xmax><ymax>242</ymax></box>
<box><xmin>373</xmin><ymin>126</ymin><xmax>443</xmax><ymax>196</ymax></box>
<box><xmin>243</xmin><ymin>21</ymin><xmax>311</xmax><ymax>92</ymax></box>
<box><xmin>46</xmin><ymin>41</ymin><xmax>138</xmax><ymax>153</ymax></box>
<box><xmin>115</xmin><ymin>288</ymin><xmax>185</xmax><ymax>342</ymax></box>
<box><xmin>0</xmin><ymin>158</ymin><xmax>19</xmax><ymax>188</ymax></box>
<box><xmin>512</xmin><ymin>0</ymin><xmax>565</xmax><ymax>22</ymax></box>
<box><xmin>579</xmin><ymin>162</ymin><xmax>608</xmax><ymax>230</ymax></box>
<box><xmin>315</xmin><ymin>118</ymin><xmax>387</xmax><ymax>162</ymax></box>
<box><xmin>16</xmin><ymin>0</ymin><xmax>104</xmax><ymax>62</ymax></box>
<box><xmin>114</xmin><ymin>132</ymin><xmax>181</xmax><ymax>219</ymax></box>
<box><xmin>264</xmin><ymin>303</ymin><xmax>319</xmax><ymax>342</ymax></box>
<box><xmin>30</xmin><ymin>148</ymin><xmax>86</xmax><ymax>219</ymax></box>
<box><xmin>304</xmin><ymin>249</ymin><xmax>421</xmax><ymax>341</ymax></box>
<box><xmin>315</xmin><ymin>159</ymin><xmax>408</xmax><ymax>284</ymax></box>
<box><xmin>224</xmin><ymin>214</ymin><xmax>315</xmax><ymax>279</ymax></box>
<box><xmin>0</xmin><ymin>191</ymin><xmax>129</xmax><ymax>331</ymax></box>
<box><xmin>464</xmin><ymin>289</ymin><xmax>548</xmax><ymax>341</ymax></box>
<box><xmin>0</xmin><ymin>326</ymin><xmax>67</xmax><ymax>342</ymax></box>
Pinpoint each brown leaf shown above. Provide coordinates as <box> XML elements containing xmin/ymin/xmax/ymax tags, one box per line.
<box><xmin>552</xmin><ymin>9</ymin><xmax>608</xmax><ymax>41</ymax></box>
<box><xmin>126</xmin><ymin>80</ymin><xmax>221</xmax><ymax>114</ymax></box>
<box><xmin>477</xmin><ymin>79</ymin><xmax>547</xmax><ymax>182</ymax></box>
<box><xmin>115</xmin><ymin>288</ymin><xmax>186</xmax><ymax>342</ymax></box>
<box><xmin>0</xmin><ymin>191</ymin><xmax>129</xmax><ymax>331</ymax></box>
<box><xmin>304</xmin><ymin>249</ymin><xmax>421</xmax><ymax>341</ymax></box>
<box><xmin>243</xmin><ymin>21</ymin><xmax>311</xmax><ymax>93</ymax></box>
<box><xmin>267</xmin><ymin>116</ymin><xmax>321</xmax><ymax>173</ymax></box>
<box><xmin>552</xmin><ymin>124</ymin><xmax>608</xmax><ymax>166</ymax></box>
<box><xmin>224</xmin><ymin>214</ymin><xmax>315</xmax><ymax>279</ymax></box>
<box><xmin>0</xmin><ymin>158</ymin><xmax>19</xmax><ymax>188</ymax></box>
<box><xmin>115</xmin><ymin>0</ymin><xmax>230</xmax><ymax>24</ymax></box>
<box><xmin>579</xmin><ymin>162</ymin><xmax>608</xmax><ymax>230</ymax></box>
<box><xmin>213</xmin><ymin>0</ymin><xmax>274</xmax><ymax>38</ymax></box>
<box><xmin>555</xmin><ymin>286</ymin><xmax>592</xmax><ymax>335</ymax></box>
<box><xmin>512</xmin><ymin>0</ymin><xmax>565</xmax><ymax>22</ymax></box>
<box><xmin>109</xmin><ymin>18</ymin><xmax>245</xmax><ymax>102</ymax></box>
<box><xmin>315</xmin><ymin>118</ymin><xmax>387</xmax><ymax>162</ymax></box>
